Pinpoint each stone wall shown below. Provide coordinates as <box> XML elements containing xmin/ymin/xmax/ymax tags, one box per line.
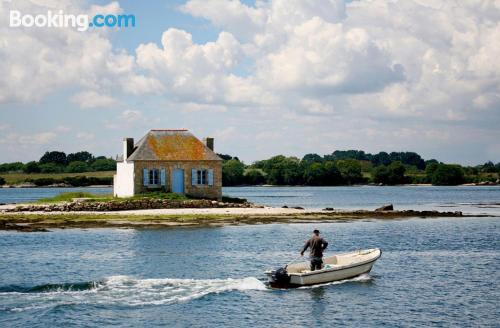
<box><xmin>7</xmin><ymin>198</ymin><xmax>257</xmax><ymax>212</ymax></box>
<box><xmin>133</xmin><ymin>160</ymin><xmax>222</xmax><ymax>200</ymax></box>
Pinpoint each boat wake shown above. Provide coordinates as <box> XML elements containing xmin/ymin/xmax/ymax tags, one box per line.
<box><xmin>0</xmin><ymin>276</ymin><xmax>267</xmax><ymax>313</ymax></box>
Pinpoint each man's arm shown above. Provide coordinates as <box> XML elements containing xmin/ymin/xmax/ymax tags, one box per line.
<box><xmin>322</xmin><ymin>239</ymin><xmax>329</xmax><ymax>250</ymax></box>
<box><xmin>300</xmin><ymin>240</ymin><xmax>310</xmax><ymax>256</ymax></box>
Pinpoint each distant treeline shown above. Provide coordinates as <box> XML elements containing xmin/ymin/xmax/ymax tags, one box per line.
<box><xmin>219</xmin><ymin>151</ymin><xmax>500</xmax><ymax>186</ymax></box>
<box><xmin>0</xmin><ymin>151</ymin><xmax>116</xmax><ymax>174</ymax></box>
<box><xmin>0</xmin><ymin>150</ymin><xmax>498</xmax><ymax>187</ymax></box>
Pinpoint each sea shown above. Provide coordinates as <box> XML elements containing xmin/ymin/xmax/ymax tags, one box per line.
<box><xmin>0</xmin><ymin>186</ymin><xmax>499</xmax><ymax>327</ymax></box>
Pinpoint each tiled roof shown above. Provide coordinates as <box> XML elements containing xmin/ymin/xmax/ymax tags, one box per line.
<box><xmin>127</xmin><ymin>130</ymin><xmax>222</xmax><ymax>161</ymax></box>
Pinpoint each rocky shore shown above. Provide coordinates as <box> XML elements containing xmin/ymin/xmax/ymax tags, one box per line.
<box><xmin>4</xmin><ymin>198</ymin><xmax>259</xmax><ymax>213</ymax></box>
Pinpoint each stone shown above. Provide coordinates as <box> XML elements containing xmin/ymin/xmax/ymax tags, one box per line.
<box><xmin>375</xmin><ymin>204</ymin><xmax>394</xmax><ymax>211</ymax></box>
<box><xmin>323</xmin><ymin>207</ymin><xmax>334</xmax><ymax>211</ymax></box>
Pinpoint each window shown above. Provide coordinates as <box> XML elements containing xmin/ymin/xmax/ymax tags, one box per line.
<box><xmin>192</xmin><ymin>168</ymin><xmax>213</xmax><ymax>186</ymax></box>
<box><xmin>197</xmin><ymin>169</ymin><xmax>208</xmax><ymax>185</ymax></box>
<box><xmin>149</xmin><ymin>169</ymin><xmax>159</xmax><ymax>185</ymax></box>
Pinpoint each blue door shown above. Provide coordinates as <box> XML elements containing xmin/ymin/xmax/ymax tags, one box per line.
<box><xmin>172</xmin><ymin>169</ymin><xmax>184</xmax><ymax>194</ymax></box>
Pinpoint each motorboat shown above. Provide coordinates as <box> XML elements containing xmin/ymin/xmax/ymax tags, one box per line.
<box><xmin>265</xmin><ymin>248</ymin><xmax>381</xmax><ymax>288</ymax></box>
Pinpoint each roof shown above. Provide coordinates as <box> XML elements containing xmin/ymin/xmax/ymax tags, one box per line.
<box><xmin>126</xmin><ymin>130</ymin><xmax>222</xmax><ymax>161</ymax></box>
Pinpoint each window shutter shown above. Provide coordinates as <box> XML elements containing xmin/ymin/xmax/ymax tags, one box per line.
<box><xmin>143</xmin><ymin>169</ymin><xmax>149</xmax><ymax>186</ymax></box>
<box><xmin>160</xmin><ymin>168</ymin><xmax>166</xmax><ymax>186</ymax></box>
<box><xmin>208</xmin><ymin>169</ymin><xmax>214</xmax><ymax>186</ymax></box>
<box><xmin>191</xmin><ymin>169</ymin><xmax>197</xmax><ymax>185</ymax></box>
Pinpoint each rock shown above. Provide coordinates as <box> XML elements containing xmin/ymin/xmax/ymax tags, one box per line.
<box><xmin>292</xmin><ymin>206</ymin><xmax>305</xmax><ymax>210</ymax></box>
<box><xmin>323</xmin><ymin>207</ymin><xmax>334</xmax><ymax>211</ymax></box>
<box><xmin>375</xmin><ymin>204</ymin><xmax>394</xmax><ymax>211</ymax></box>
<box><xmin>282</xmin><ymin>205</ymin><xmax>288</xmax><ymax>208</ymax></box>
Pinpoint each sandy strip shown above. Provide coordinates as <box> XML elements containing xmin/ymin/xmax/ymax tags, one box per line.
<box><xmin>0</xmin><ymin>205</ymin><xmax>317</xmax><ymax>216</ymax></box>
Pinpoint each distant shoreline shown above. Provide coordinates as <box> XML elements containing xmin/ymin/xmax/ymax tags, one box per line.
<box><xmin>0</xmin><ymin>207</ymin><xmax>490</xmax><ymax>232</ymax></box>
<box><xmin>1</xmin><ymin>182</ymin><xmax>498</xmax><ymax>189</ymax></box>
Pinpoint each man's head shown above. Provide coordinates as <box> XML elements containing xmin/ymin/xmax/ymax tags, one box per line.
<box><xmin>313</xmin><ymin>229</ymin><xmax>320</xmax><ymax>236</ymax></box>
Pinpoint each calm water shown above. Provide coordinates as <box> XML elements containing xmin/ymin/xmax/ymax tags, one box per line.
<box><xmin>2</xmin><ymin>186</ymin><xmax>500</xmax><ymax>213</ymax></box>
<box><xmin>0</xmin><ymin>217</ymin><xmax>499</xmax><ymax>327</ymax></box>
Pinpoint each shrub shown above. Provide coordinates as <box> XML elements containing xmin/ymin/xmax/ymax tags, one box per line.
<box><xmin>431</xmin><ymin>164</ymin><xmax>465</xmax><ymax>185</ymax></box>
<box><xmin>0</xmin><ymin>162</ymin><xmax>25</xmax><ymax>173</ymax></box>
<box><xmin>32</xmin><ymin>178</ymin><xmax>56</xmax><ymax>186</ymax></box>
<box><xmin>222</xmin><ymin>159</ymin><xmax>245</xmax><ymax>186</ymax></box>
<box><xmin>244</xmin><ymin>169</ymin><xmax>266</xmax><ymax>185</ymax></box>
<box><xmin>91</xmin><ymin>158</ymin><xmax>116</xmax><ymax>171</ymax></box>
<box><xmin>39</xmin><ymin>151</ymin><xmax>67</xmax><ymax>165</ymax></box>
<box><xmin>39</xmin><ymin>163</ymin><xmax>62</xmax><ymax>173</ymax></box>
<box><xmin>373</xmin><ymin>161</ymin><xmax>408</xmax><ymax>185</ymax></box>
<box><xmin>0</xmin><ymin>176</ymin><xmax>5</xmax><ymax>186</ymax></box>
<box><xmin>66</xmin><ymin>161</ymin><xmax>91</xmax><ymax>173</ymax></box>
<box><xmin>23</xmin><ymin>161</ymin><xmax>40</xmax><ymax>173</ymax></box>
<box><xmin>67</xmin><ymin>151</ymin><xmax>94</xmax><ymax>163</ymax></box>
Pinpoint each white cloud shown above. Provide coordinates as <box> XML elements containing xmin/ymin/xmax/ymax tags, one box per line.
<box><xmin>121</xmin><ymin>109</ymin><xmax>143</xmax><ymax>122</ymax></box>
<box><xmin>0</xmin><ymin>132</ymin><xmax>57</xmax><ymax>145</ymax></box>
<box><xmin>71</xmin><ymin>91</ymin><xmax>119</xmax><ymax>109</ymax></box>
<box><xmin>1</xmin><ymin>0</ymin><xmax>499</xmax><ymax>163</ymax></box>
<box><xmin>76</xmin><ymin>132</ymin><xmax>95</xmax><ymax>140</ymax></box>
<box><xmin>0</xmin><ymin>1</ymin><xmax>157</xmax><ymax>105</ymax></box>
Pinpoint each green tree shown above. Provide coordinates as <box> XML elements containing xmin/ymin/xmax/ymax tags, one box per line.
<box><xmin>373</xmin><ymin>161</ymin><xmax>408</xmax><ymax>185</ymax></box>
<box><xmin>91</xmin><ymin>158</ymin><xmax>116</xmax><ymax>171</ymax></box>
<box><xmin>244</xmin><ymin>169</ymin><xmax>266</xmax><ymax>185</ymax></box>
<box><xmin>0</xmin><ymin>162</ymin><xmax>24</xmax><ymax>173</ymax></box>
<box><xmin>336</xmin><ymin>159</ymin><xmax>365</xmax><ymax>184</ymax></box>
<box><xmin>67</xmin><ymin>151</ymin><xmax>94</xmax><ymax>163</ymax></box>
<box><xmin>23</xmin><ymin>161</ymin><xmax>40</xmax><ymax>173</ymax></box>
<box><xmin>39</xmin><ymin>163</ymin><xmax>63</xmax><ymax>173</ymax></box>
<box><xmin>480</xmin><ymin>161</ymin><xmax>497</xmax><ymax>173</ymax></box>
<box><xmin>301</xmin><ymin>153</ymin><xmax>323</xmax><ymax>164</ymax></box>
<box><xmin>222</xmin><ymin>159</ymin><xmax>245</xmax><ymax>186</ymax></box>
<box><xmin>371</xmin><ymin>152</ymin><xmax>391</xmax><ymax>166</ymax></box>
<box><xmin>425</xmin><ymin>161</ymin><xmax>439</xmax><ymax>176</ymax></box>
<box><xmin>323</xmin><ymin>161</ymin><xmax>344</xmax><ymax>185</ymax></box>
<box><xmin>303</xmin><ymin>162</ymin><xmax>326</xmax><ymax>185</ymax></box>
<box><xmin>39</xmin><ymin>151</ymin><xmax>67</xmax><ymax>165</ymax></box>
<box><xmin>257</xmin><ymin>155</ymin><xmax>303</xmax><ymax>185</ymax></box>
<box><xmin>0</xmin><ymin>176</ymin><xmax>5</xmax><ymax>186</ymax></box>
<box><xmin>65</xmin><ymin>161</ymin><xmax>90</xmax><ymax>173</ymax></box>
<box><xmin>430</xmin><ymin>164</ymin><xmax>465</xmax><ymax>185</ymax></box>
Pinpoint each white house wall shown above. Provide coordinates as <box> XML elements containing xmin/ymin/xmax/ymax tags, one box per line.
<box><xmin>113</xmin><ymin>161</ymin><xmax>135</xmax><ymax>197</ymax></box>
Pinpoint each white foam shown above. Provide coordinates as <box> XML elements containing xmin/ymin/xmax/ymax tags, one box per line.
<box><xmin>2</xmin><ymin>276</ymin><xmax>268</xmax><ymax>312</ymax></box>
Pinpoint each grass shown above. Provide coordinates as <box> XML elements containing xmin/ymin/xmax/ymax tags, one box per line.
<box><xmin>35</xmin><ymin>191</ymin><xmax>190</xmax><ymax>204</ymax></box>
<box><xmin>0</xmin><ymin>171</ymin><xmax>115</xmax><ymax>185</ymax></box>
<box><xmin>36</xmin><ymin>192</ymin><xmax>113</xmax><ymax>204</ymax></box>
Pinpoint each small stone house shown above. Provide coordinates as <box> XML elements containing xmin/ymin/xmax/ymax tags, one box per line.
<box><xmin>113</xmin><ymin>129</ymin><xmax>222</xmax><ymax>200</ymax></box>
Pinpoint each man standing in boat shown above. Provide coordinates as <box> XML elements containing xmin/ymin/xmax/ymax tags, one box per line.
<box><xmin>300</xmin><ymin>229</ymin><xmax>329</xmax><ymax>271</ymax></box>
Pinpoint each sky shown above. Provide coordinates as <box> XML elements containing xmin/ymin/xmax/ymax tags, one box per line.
<box><xmin>0</xmin><ymin>0</ymin><xmax>499</xmax><ymax>165</ymax></box>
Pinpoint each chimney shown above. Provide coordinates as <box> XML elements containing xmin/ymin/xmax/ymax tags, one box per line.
<box><xmin>203</xmin><ymin>137</ymin><xmax>214</xmax><ymax>151</ymax></box>
<box><xmin>123</xmin><ymin>138</ymin><xmax>134</xmax><ymax>161</ymax></box>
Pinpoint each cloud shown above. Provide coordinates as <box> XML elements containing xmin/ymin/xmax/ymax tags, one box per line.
<box><xmin>76</xmin><ymin>132</ymin><xmax>95</xmax><ymax>140</ymax></box>
<box><xmin>0</xmin><ymin>132</ymin><xmax>57</xmax><ymax>145</ymax></box>
<box><xmin>1</xmin><ymin>0</ymin><xmax>499</xmax><ymax>163</ymax></box>
<box><xmin>71</xmin><ymin>91</ymin><xmax>119</xmax><ymax>109</ymax></box>
<box><xmin>120</xmin><ymin>109</ymin><xmax>143</xmax><ymax>122</ymax></box>
<box><xmin>0</xmin><ymin>1</ymin><xmax>157</xmax><ymax>105</ymax></box>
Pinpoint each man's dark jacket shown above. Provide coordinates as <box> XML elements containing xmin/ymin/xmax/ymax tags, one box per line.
<box><xmin>302</xmin><ymin>235</ymin><xmax>328</xmax><ymax>258</ymax></box>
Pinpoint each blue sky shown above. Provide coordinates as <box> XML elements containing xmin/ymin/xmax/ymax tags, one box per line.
<box><xmin>0</xmin><ymin>0</ymin><xmax>499</xmax><ymax>165</ymax></box>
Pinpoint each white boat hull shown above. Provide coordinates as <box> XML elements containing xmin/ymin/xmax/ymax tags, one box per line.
<box><xmin>266</xmin><ymin>248</ymin><xmax>381</xmax><ymax>288</ymax></box>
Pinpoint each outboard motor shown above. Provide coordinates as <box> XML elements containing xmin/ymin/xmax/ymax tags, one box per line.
<box><xmin>270</xmin><ymin>267</ymin><xmax>291</xmax><ymax>288</ymax></box>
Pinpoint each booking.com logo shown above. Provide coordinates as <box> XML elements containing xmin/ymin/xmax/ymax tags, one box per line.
<box><xmin>9</xmin><ymin>10</ymin><xmax>135</xmax><ymax>32</ymax></box>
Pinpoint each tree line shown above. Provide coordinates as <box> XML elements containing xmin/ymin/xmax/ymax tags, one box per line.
<box><xmin>0</xmin><ymin>149</ymin><xmax>498</xmax><ymax>187</ymax></box>
<box><xmin>219</xmin><ymin>151</ymin><xmax>500</xmax><ymax>186</ymax></box>
<box><xmin>0</xmin><ymin>151</ymin><xmax>116</xmax><ymax>174</ymax></box>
